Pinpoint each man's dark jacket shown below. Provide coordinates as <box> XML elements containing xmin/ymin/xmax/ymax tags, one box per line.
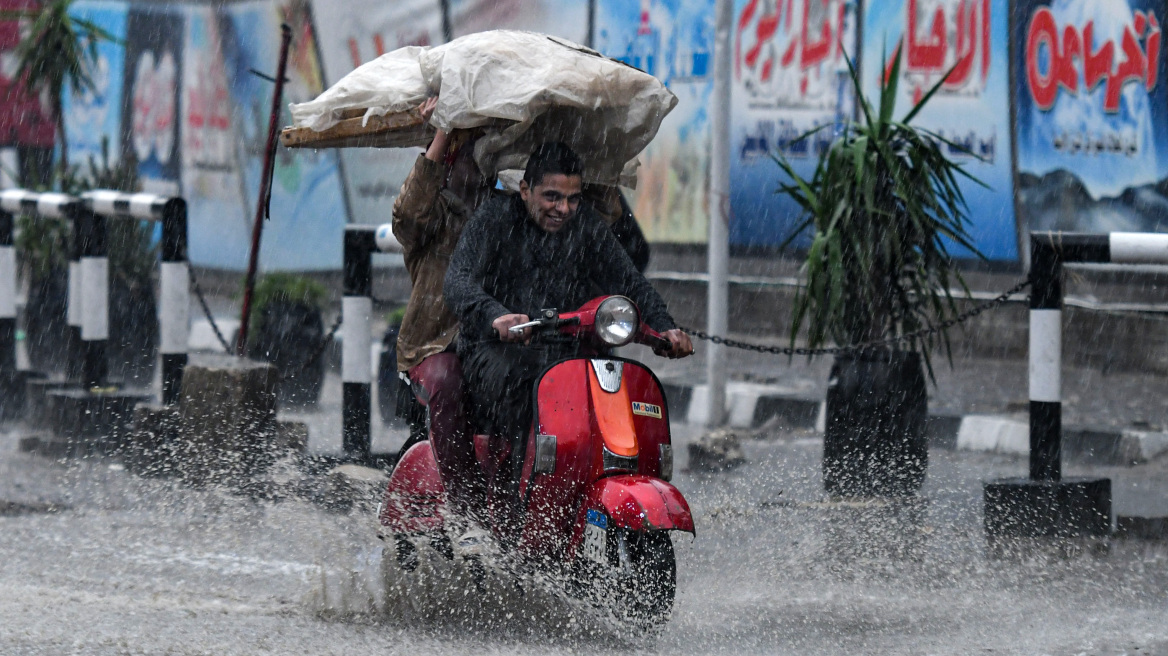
<box><xmin>444</xmin><ymin>193</ymin><xmax>676</xmax><ymax>350</ymax></box>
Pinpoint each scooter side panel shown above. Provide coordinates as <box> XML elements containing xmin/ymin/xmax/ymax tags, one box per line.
<box><xmin>379</xmin><ymin>441</ymin><xmax>446</xmax><ymax>535</ymax></box>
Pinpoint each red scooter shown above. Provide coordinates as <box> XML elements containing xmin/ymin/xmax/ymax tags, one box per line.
<box><xmin>378</xmin><ymin>295</ymin><xmax>694</xmax><ymax>628</ymax></box>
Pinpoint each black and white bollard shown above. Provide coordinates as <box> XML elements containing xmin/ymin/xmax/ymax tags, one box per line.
<box><xmin>0</xmin><ymin>191</ymin><xmax>84</xmax><ymax>379</ymax></box>
<box><xmin>341</xmin><ymin>224</ymin><xmax>401</xmax><ymax>462</ymax></box>
<box><xmin>980</xmin><ymin>232</ymin><xmax>1168</xmax><ymax>538</ymax></box>
<box><xmin>83</xmin><ymin>192</ymin><xmax>189</xmax><ymax>404</ymax></box>
<box><xmin>342</xmin><ymin>226</ymin><xmax>376</xmax><ymax>462</ymax></box>
<box><xmin>0</xmin><ymin>202</ymin><xmax>16</xmax><ymax>418</ymax></box>
<box><xmin>73</xmin><ymin>202</ymin><xmax>109</xmax><ymax>389</ymax></box>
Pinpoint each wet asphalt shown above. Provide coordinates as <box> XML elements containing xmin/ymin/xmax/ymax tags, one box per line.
<box><xmin>1</xmin><ymin>366</ymin><xmax>1166</xmax><ymax>655</ymax></box>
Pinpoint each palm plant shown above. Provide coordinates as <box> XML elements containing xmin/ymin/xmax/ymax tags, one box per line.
<box><xmin>4</xmin><ymin>0</ymin><xmax>115</xmax><ymax>169</ymax></box>
<box><xmin>775</xmin><ymin>45</ymin><xmax>984</xmax><ymax>377</ymax></box>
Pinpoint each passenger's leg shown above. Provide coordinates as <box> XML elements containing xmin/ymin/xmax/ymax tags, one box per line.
<box><xmin>408</xmin><ymin>352</ymin><xmax>486</xmax><ymax>520</ymax></box>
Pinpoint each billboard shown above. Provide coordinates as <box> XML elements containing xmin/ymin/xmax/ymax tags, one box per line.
<box><xmin>863</xmin><ymin>0</ymin><xmax>1017</xmax><ymax>261</ymax></box>
<box><xmin>180</xmin><ymin>5</ymin><xmax>249</xmax><ymax>270</ymax></box>
<box><xmin>123</xmin><ymin>6</ymin><xmax>184</xmax><ymax>196</ymax></box>
<box><xmin>1014</xmin><ymin>0</ymin><xmax>1168</xmax><ymax>235</ymax></box>
<box><xmin>728</xmin><ymin>0</ymin><xmax>858</xmax><ymax>248</ymax></box>
<box><xmin>596</xmin><ymin>0</ymin><xmax>714</xmax><ymax>243</ymax></box>
<box><xmin>215</xmin><ymin>0</ymin><xmax>348</xmax><ymax>271</ymax></box>
<box><xmin>310</xmin><ymin>0</ymin><xmax>444</xmax><ymax>228</ymax></box>
<box><xmin>63</xmin><ymin>1</ymin><xmax>128</xmax><ymax>171</ymax></box>
<box><xmin>450</xmin><ymin>0</ymin><xmax>589</xmax><ymax>43</ymax></box>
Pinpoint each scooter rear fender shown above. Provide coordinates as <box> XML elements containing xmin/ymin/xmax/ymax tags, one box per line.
<box><xmin>379</xmin><ymin>441</ymin><xmax>446</xmax><ymax>535</ymax></box>
<box><xmin>580</xmin><ymin>474</ymin><xmax>695</xmax><ymax>534</ymax></box>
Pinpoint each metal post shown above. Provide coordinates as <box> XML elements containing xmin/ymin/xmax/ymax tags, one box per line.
<box><xmin>984</xmin><ymin>231</ymin><xmax>1112</xmax><ymax>538</ymax></box>
<box><xmin>66</xmin><ymin>211</ymin><xmax>83</xmax><ymax>383</ymax></box>
<box><xmin>0</xmin><ymin>207</ymin><xmax>16</xmax><ymax>401</ymax></box>
<box><xmin>76</xmin><ymin>204</ymin><xmax>108</xmax><ymax>389</ymax></box>
<box><xmin>159</xmin><ymin>198</ymin><xmax>189</xmax><ymax>405</ymax></box>
<box><xmin>238</xmin><ymin>24</ymin><xmax>293</xmax><ymax>356</ymax></box>
<box><xmin>440</xmin><ymin>0</ymin><xmax>453</xmax><ymax>43</ymax></box>
<box><xmin>342</xmin><ymin>226</ymin><xmax>374</xmax><ymax>462</ymax></box>
<box><xmin>1028</xmin><ymin>237</ymin><xmax>1061</xmax><ymax>481</ymax></box>
<box><xmin>586</xmin><ymin>0</ymin><xmax>596</xmax><ymax>49</ymax></box>
<box><xmin>705</xmin><ymin>0</ymin><xmax>733</xmax><ymax>427</ymax></box>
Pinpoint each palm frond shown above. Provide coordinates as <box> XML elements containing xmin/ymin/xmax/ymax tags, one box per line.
<box><xmin>770</xmin><ymin>42</ymin><xmax>985</xmax><ymax>369</ymax></box>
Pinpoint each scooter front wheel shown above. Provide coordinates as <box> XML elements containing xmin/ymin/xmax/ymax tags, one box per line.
<box><xmin>578</xmin><ymin>528</ymin><xmax>676</xmax><ymax>631</ymax></box>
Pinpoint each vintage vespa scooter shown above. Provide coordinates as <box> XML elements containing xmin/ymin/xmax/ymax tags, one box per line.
<box><xmin>378</xmin><ymin>295</ymin><xmax>694</xmax><ymax>628</ymax></box>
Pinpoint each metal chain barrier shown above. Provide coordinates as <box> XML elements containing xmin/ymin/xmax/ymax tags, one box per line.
<box><xmin>282</xmin><ymin>313</ymin><xmax>343</xmax><ymax>377</ymax></box>
<box><xmin>187</xmin><ymin>267</ymin><xmax>350</xmax><ymax>373</ymax></box>
<box><xmin>681</xmin><ymin>277</ymin><xmax>1033</xmax><ymax>357</ymax></box>
<box><xmin>189</xmin><ymin>267</ymin><xmax>233</xmax><ymax>353</ymax></box>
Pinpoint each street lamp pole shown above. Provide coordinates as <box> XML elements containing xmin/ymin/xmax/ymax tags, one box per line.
<box><xmin>706</xmin><ymin>0</ymin><xmax>732</xmax><ymax>427</ymax></box>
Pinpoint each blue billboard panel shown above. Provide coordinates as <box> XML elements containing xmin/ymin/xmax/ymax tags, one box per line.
<box><xmin>596</xmin><ymin>0</ymin><xmax>714</xmax><ymax>243</ymax></box>
<box><xmin>1014</xmin><ymin>0</ymin><xmax>1168</xmax><ymax>235</ymax></box>
<box><xmin>864</xmin><ymin>0</ymin><xmax>1017</xmax><ymax>261</ymax></box>
<box><xmin>63</xmin><ymin>1</ymin><xmax>128</xmax><ymax>171</ymax></box>
<box><xmin>215</xmin><ymin>0</ymin><xmax>348</xmax><ymax>271</ymax></box>
<box><xmin>729</xmin><ymin>0</ymin><xmax>857</xmax><ymax>249</ymax></box>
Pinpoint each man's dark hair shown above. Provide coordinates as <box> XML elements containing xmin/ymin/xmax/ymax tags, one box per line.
<box><xmin>523</xmin><ymin>142</ymin><xmax>584</xmax><ymax>187</ymax></box>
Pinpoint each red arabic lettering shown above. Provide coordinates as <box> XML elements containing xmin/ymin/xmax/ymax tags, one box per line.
<box><xmin>889</xmin><ymin>0</ymin><xmax>992</xmax><ymax>104</ymax></box>
<box><xmin>1025</xmin><ymin>7</ymin><xmax>1161</xmax><ymax>113</ymax></box>
<box><xmin>801</xmin><ymin>0</ymin><xmax>832</xmax><ymax>69</ymax></box>
<box><xmin>735</xmin><ymin>0</ymin><xmax>843</xmax><ymax>86</ymax></box>
<box><xmin>907</xmin><ymin>0</ymin><xmax>945</xmax><ymax>70</ymax></box>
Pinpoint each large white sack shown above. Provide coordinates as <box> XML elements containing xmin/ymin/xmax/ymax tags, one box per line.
<box><xmin>289</xmin><ymin>46</ymin><xmax>431</xmax><ymax>132</ymax></box>
<box><xmin>288</xmin><ymin>31</ymin><xmax>677</xmax><ymax>186</ymax></box>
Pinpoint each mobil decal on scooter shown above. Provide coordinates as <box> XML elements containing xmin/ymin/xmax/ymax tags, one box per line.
<box><xmin>379</xmin><ymin>295</ymin><xmax>694</xmax><ymax>629</ymax></box>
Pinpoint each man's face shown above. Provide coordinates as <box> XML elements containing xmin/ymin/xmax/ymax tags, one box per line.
<box><xmin>520</xmin><ymin>173</ymin><xmax>583</xmax><ymax>233</ymax></box>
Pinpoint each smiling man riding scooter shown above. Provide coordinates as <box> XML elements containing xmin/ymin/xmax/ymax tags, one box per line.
<box><xmin>444</xmin><ymin>142</ymin><xmax>693</xmax><ymax>533</ymax></box>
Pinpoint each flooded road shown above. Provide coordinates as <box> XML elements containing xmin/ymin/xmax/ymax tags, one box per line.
<box><xmin>2</xmin><ymin>382</ymin><xmax>1167</xmax><ymax>654</ymax></box>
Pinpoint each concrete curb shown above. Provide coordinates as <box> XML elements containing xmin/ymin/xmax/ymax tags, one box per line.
<box><xmin>662</xmin><ymin>382</ymin><xmax>1168</xmax><ymax>467</ymax></box>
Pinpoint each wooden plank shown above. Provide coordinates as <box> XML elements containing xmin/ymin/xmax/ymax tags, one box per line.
<box><xmin>280</xmin><ymin>108</ymin><xmax>434</xmax><ymax>149</ymax></box>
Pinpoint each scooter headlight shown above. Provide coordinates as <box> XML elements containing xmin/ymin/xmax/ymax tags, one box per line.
<box><xmin>595</xmin><ymin>296</ymin><xmax>639</xmax><ymax>347</ymax></box>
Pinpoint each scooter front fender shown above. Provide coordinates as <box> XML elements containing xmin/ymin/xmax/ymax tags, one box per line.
<box><xmin>583</xmin><ymin>474</ymin><xmax>695</xmax><ymax>534</ymax></box>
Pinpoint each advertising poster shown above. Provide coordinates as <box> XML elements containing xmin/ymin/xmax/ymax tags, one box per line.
<box><xmin>122</xmin><ymin>7</ymin><xmax>184</xmax><ymax>196</ymax></box>
<box><xmin>596</xmin><ymin>0</ymin><xmax>714</xmax><ymax>243</ymax></box>
<box><xmin>217</xmin><ymin>0</ymin><xmax>347</xmax><ymax>271</ymax></box>
<box><xmin>729</xmin><ymin>0</ymin><xmax>858</xmax><ymax>248</ymax></box>
<box><xmin>311</xmin><ymin>0</ymin><xmax>444</xmax><ymax>228</ymax></box>
<box><xmin>450</xmin><ymin>0</ymin><xmax>589</xmax><ymax>44</ymax></box>
<box><xmin>863</xmin><ymin>0</ymin><xmax>1017</xmax><ymax>261</ymax></box>
<box><xmin>62</xmin><ymin>1</ymin><xmax>128</xmax><ymax>172</ymax></box>
<box><xmin>180</xmin><ymin>3</ymin><xmax>247</xmax><ymax>247</ymax></box>
<box><xmin>1014</xmin><ymin>0</ymin><xmax>1168</xmax><ymax>235</ymax></box>
<box><xmin>0</xmin><ymin>0</ymin><xmax>55</xmax><ymax>151</ymax></box>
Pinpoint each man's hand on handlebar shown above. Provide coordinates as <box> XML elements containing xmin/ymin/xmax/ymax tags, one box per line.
<box><xmin>656</xmin><ymin>328</ymin><xmax>694</xmax><ymax>359</ymax></box>
<box><xmin>493</xmin><ymin>313</ymin><xmax>532</xmax><ymax>343</ymax></box>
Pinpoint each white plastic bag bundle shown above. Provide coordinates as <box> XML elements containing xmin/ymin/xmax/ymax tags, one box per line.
<box><xmin>289</xmin><ymin>30</ymin><xmax>677</xmax><ymax>186</ymax></box>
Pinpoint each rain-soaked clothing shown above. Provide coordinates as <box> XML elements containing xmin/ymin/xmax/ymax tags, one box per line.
<box><xmin>406</xmin><ymin>351</ymin><xmax>485</xmax><ymax>518</ymax></box>
<box><xmin>392</xmin><ymin>153</ymin><xmax>492</xmax><ymax>518</ymax></box>
<box><xmin>444</xmin><ymin>193</ymin><xmax>677</xmax><ymax>440</ymax></box>
<box><xmin>392</xmin><ymin>154</ymin><xmax>482</xmax><ymax>372</ymax></box>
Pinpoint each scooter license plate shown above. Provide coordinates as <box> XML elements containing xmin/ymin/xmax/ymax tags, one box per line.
<box><xmin>582</xmin><ymin>510</ymin><xmax>608</xmax><ymax>564</ymax></box>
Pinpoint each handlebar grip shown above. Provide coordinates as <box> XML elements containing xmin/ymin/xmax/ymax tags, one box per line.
<box><xmin>643</xmin><ymin>334</ymin><xmax>672</xmax><ymax>352</ymax></box>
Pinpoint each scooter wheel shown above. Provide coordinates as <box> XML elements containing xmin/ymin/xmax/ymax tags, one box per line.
<box><xmin>576</xmin><ymin>528</ymin><xmax>676</xmax><ymax>631</ymax></box>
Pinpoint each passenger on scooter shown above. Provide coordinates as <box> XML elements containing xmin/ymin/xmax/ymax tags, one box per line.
<box><xmin>443</xmin><ymin>141</ymin><xmax>694</xmax><ymax>489</ymax></box>
<box><xmin>391</xmin><ymin>97</ymin><xmax>495</xmax><ymax>521</ymax></box>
